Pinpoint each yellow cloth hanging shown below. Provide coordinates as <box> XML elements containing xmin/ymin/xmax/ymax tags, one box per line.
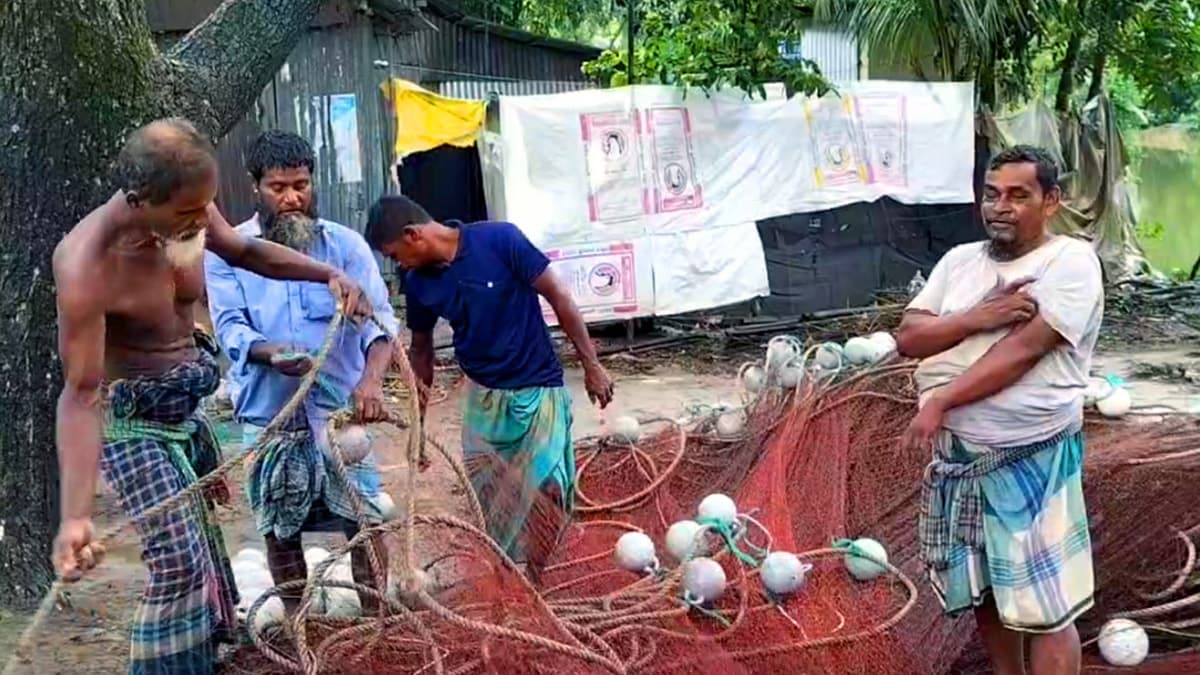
<box><xmin>381</xmin><ymin>78</ymin><xmax>486</xmax><ymax>159</ymax></box>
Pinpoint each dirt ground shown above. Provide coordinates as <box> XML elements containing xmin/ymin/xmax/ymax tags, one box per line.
<box><xmin>2</xmin><ymin>343</ymin><xmax>1199</xmax><ymax>674</ymax></box>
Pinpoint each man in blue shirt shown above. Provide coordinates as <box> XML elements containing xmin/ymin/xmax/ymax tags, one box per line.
<box><xmin>205</xmin><ymin>131</ymin><xmax>398</xmax><ymax>613</ymax></box>
<box><xmin>364</xmin><ymin>195</ymin><xmax>614</xmax><ymax>582</ymax></box>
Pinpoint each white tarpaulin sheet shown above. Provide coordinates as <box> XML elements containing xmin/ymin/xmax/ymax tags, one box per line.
<box><xmin>489</xmin><ymin>81</ymin><xmax>974</xmax><ymax>319</ymax></box>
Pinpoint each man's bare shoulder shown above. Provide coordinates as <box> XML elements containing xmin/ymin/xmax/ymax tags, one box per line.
<box><xmin>53</xmin><ymin>206</ymin><xmax>113</xmax><ymax>312</ymax></box>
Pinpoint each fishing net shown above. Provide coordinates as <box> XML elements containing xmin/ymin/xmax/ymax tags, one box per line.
<box><xmin>11</xmin><ymin>309</ymin><xmax>1200</xmax><ymax>675</ymax></box>
<box><xmin>226</xmin><ymin>328</ymin><xmax>1200</xmax><ymax>675</ymax></box>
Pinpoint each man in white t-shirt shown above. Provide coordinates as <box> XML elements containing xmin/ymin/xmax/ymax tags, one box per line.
<box><xmin>897</xmin><ymin>145</ymin><xmax>1103</xmax><ymax>675</ymax></box>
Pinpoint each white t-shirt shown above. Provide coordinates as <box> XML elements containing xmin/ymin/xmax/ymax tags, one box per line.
<box><xmin>908</xmin><ymin>236</ymin><xmax>1104</xmax><ymax>446</ymax></box>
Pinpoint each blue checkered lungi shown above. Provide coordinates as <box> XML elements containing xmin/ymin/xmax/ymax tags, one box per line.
<box><xmin>99</xmin><ymin>337</ymin><xmax>237</xmax><ymax>674</ymax></box>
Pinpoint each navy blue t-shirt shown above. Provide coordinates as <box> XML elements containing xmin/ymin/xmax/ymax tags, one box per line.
<box><xmin>404</xmin><ymin>221</ymin><xmax>564</xmax><ymax>390</ymax></box>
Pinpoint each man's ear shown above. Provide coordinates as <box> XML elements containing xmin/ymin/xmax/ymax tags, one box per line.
<box><xmin>125</xmin><ymin>191</ymin><xmax>142</xmax><ymax>208</ymax></box>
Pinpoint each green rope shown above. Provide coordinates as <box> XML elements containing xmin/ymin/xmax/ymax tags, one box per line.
<box><xmin>689</xmin><ymin>600</ymin><xmax>732</xmax><ymax>627</ymax></box>
<box><xmin>696</xmin><ymin>518</ymin><xmax>761</xmax><ymax>567</ymax></box>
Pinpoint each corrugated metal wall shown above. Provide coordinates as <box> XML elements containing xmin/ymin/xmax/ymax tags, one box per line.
<box><xmin>801</xmin><ymin>26</ymin><xmax>860</xmax><ymax>83</ymax></box>
<box><xmin>201</xmin><ymin>9</ymin><xmax>595</xmax><ymax>233</ymax></box>
<box><xmin>434</xmin><ymin>79</ymin><xmax>592</xmax><ymax>100</ymax></box>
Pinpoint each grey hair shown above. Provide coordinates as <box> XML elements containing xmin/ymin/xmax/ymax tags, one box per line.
<box><xmin>113</xmin><ymin>118</ymin><xmax>217</xmax><ymax>205</ymax></box>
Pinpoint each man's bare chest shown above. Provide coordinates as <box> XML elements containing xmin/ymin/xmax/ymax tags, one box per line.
<box><xmin>106</xmin><ymin>253</ymin><xmax>205</xmax><ymax>324</ymax></box>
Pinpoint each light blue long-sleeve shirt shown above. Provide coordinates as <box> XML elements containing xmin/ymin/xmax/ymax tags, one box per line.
<box><xmin>204</xmin><ymin>216</ymin><xmax>401</xmax><ymax>432</ymax></box>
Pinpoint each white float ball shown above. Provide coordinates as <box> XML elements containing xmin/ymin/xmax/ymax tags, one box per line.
<box><xmin>238</xmin><ymin>585</ymin><xmax>269</xmax><ymax>612</ymax></box>
<box><xmin>869</xmin><ymin>332</ymin><xmax>897</xmax><ymax>357</ymax></box>
<box><xmin>778</xmin><ymin>363</ymin><xmax>804</xmax><ymax>389</ymax></box>
<box><xmin>761</xmin><ymin>551</ymin><xmax>810</xmax><ymax>596</ymax></box>
<box><xmin>814</xmin><ymin>343</ymin><xmax>843</xmax><ymax>370</ymax></box>
<box><xmin>1098</xmin><ymin>618</ymin><xmax>1149</xmax><ymax>667</ymax></box>
<box><xmin>697</xmin><ymin>493</ymin><xmax>738</xmax><ymax>527</ymax></box>
<box><xmin>1096</xmin><ymin>386</ymin><xmax>1132</xmax><ymax>418</ymax></box>
<box><xmin>614</xmin><ymin>531</ymin><xmax>657</xmax><ymax>573</ymax></box>
<box><xmin>843</xmin><ymin>337</ymin><xmax>874</xmax><ymax>365</ymax></box>
<box><xmin>329</xmin><ymin>424</ymin><xmax>372</xmax><ymax>464</ymax></box>
<box><xmin>234</xmin><ymin>567</ymin><xmax>274</xmax><ymax>594</ymax></box>
<box><xmin>304</xmin><ymin>547</ymin><xmax>332</xmax><ymax>568</ymax></box>
<box><xmin>766</xmin><ymin>336</ymin><xmax>800</xmax><ymax>370</ymax></box>
<box><xmin>1083</xmin><ymin>377</ymin><xmax>1110</xmax><ymax>407</ymax></box>
<box><xmin>665</xmin><ymin>520</ymin><xmax>706</xmax><ymax>561</ymax></box>
<box><xmin>375</xmin><ymin>492</ymin><xmax>398</xmax><ymax>521</ymax></box>
<box><xmin>251</xmin><ymin>596</ymin><xmax>285</xmax><ymax>634</ymax></box>
<box><xmin>715</xmin><ymin>411</ymin><xmax>745</xmax><ymax>439</ymax></box>
<box><xmin>682</xmin><ymin>557</ymin><xmax>727</xmax><ymax>604</ymax></box>
<box><xmin>316</xmin><ymin>586</ymin><xmax>361</xmax><ymax>618</ymax></box>
<box><xmin>740</xmin><ymin>364</ymin><xmax>767</xmax><ymax>393</ymax></box>
<box><xmin>610</xmin><ymin>415</ymin><xmax>641</xmax><ymax>444</ymax></box>
<box><xmin>844</xmin><ymin>538</ymin><xmax>889</xmax><ymax>581</ymax></box>
<box><xmin>234</xmin><ymin>548</ymin><xmax>268</xmax><ymax>568</ymax></box>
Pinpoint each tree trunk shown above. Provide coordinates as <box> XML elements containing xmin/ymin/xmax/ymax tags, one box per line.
<box><xmin>1056</xmin><ymin>0</ymin><xmax>1090</xmax><ymax>113</ymax></box>
<box><xmin>1087</xmin><ymin>49</ymin><xmax>1108</xmax><ymax>102</ymax></box>
<box><xmin>0</xmin><ymin>0</ymin><xmax>323</xmax><ymax>611</ymax></box>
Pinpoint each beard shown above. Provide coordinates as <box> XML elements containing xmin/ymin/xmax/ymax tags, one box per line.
<box><xmin>162</xmin><ymin>229</ymin><xmax>207</xmax><ymax>269</ymax></box>
<box><xmin>260</xmin><ymin>199</ymin><xmax>319</xmax><ymax>251</ymax></box>
<box><xmin>983</xmin><ymin>220</ymin><xmax>1020</xmax><ymax>261</ymax></box>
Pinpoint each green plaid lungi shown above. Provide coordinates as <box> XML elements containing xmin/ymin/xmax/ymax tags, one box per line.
<box><xmin>461</xmin><ymin>383</ymin><xmax>575</xmax><ymax>564</ymax></box>
<box><xmin>919</xmin><ymin>425</ymin><xmax>1094</xmax><ymax>633</ymax></box>
<box><xmin>99</xmin><ymin>343</ymin><xmax>237</xmax><ymax>673</ymax></box>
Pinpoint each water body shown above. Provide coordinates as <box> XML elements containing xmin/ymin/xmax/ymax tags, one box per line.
<box><xmin>1132</xmin><ymin>127</ymin><xmax>1200</xmax><ymax>275</ymax></box>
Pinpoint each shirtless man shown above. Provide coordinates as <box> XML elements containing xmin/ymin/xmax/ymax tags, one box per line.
<box><xmin>51</xmin><ymin>118</ymin><xmax>370</xmax><ymax>674</ymax></box>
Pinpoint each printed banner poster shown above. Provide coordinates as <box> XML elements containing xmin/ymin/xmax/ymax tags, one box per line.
<box><xmin>647</xmin><ymin>106</ymin><xmax>703</xmax><ymax>213</ymax></box>
<box><xmin>854</xmin><ymin>93</ymin><xmax>908</xmax><ymax>187</ymax></box>
<box><xmin>540</xmin><ymin>243</ymin><xmax>640</xmax><ymax>324</ymax></box>
<box><xmin>805</xmin><ymin>96</ymin><xmax>865</xmax><ymax>188</ymax></box>
<box><xmin>580</xmin><ymin>111</ymin><xmax>649</xmax><ymax>223</ymax></box>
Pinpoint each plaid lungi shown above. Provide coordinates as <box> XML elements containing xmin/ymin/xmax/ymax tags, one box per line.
<box><xmin>242</xmin><ymin>421</ymin><xmax>383</xmax><ymax>541</ymax></box>
<box><xmin>100</xmin><ymin>341</ymin><xmax>238</xmax><ymax>671</ymax></box>
<box><xmin>461</xmin><ymin>383</ymin><xmax>574</xmax><ymax>564</ymax></box>
<box><xmin>919</xmin><ymin>425</ymin><xmax>1094</xmax><ymax>633</ymax></box>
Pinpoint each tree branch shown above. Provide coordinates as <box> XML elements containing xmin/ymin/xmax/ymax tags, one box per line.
<box><xmin>159</xmin><ymin>0</ymin><xmax>327</xmax><ymax>138</ymax></box>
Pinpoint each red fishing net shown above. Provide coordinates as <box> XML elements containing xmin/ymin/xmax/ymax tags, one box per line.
<box><xmin>231</xmin><ymin>358</ymin><xmax>1200</xmax><ymax>675</ymax></box>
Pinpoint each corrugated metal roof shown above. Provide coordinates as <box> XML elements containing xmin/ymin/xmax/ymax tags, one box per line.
<box><xmin>434</xmin><ymin>79</ymin><xmax>592</xmax><ymax>101</ymax></box>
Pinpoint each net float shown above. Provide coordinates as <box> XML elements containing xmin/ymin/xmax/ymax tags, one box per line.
<box><xmin>251</xmin><ymin>596</ymin><xmax>285</xmax><ymax>634</ymax></box>
<box><xmin>304</xmin><ymin>547</ymin><xmax>332</xmax><ymax>568</ymax></box>
<box><xmin>1096</xmin><ymin>386</ymin><xmax>1132</xmax><ymax>418</ymax></box>
<box><xmin>682</xmin><ymin>557</ymin><xmax>727</xmax><ymax>605</ymax></box>
<box><xmin>844</xmin><ymin>537</ymin><xmax>889</xmax><ymax>581</ymax></box>
<box><xmin>375</xmin><ymin>492</ymin><xmax>398</xmax><ymax>521</ymax></box>
<box><xmin>610</xmin><ymin>415</ymin><xmax>641</xmax><ymax>444</ymax></box>
<box><xmin>614</xmin><ymin>531</ymin><xmax>658</xmax><ymax>573</ymax></box>
<box><xmin>697</xmin><ymin>493</ymin><xmax>738</xmax><ymax>527</ymax></box>
<box><xmin>234</xmin><ymin>547</ymin><xmax>268</xmax><ymax>568</ymax></box>
<box><xmin>316</xmin><ymin>586</ymin><xmax>361</xmax><ymax>618</ymax></box>
<box><xmin>329</xmin><ymin>424</ymin><xmax>372</xmax><ymax>464</ymax></box>
<box><xmin>715</xmin><ymin>410</ymin><xmax>746</xmax><ymax>439</ymax></box>
<box><xmin>238</xmin><ymin>584</ymin><xmax>269</xmax><ymax>613</ymax></box>
<box><xmin>778</xmin><ymin>361</ymin><xmax>804</xmax><ymax>389</ymax></box>
<box><xmin>739</xmin><ymin>363</ymin><xmax>767</xmax><ymax>393</ymax></box>
<box><xmin>842</xmin><ymin>337</ymin><xmax>875</xmax><ymax>365</ymax></box>
<box><xmin>1098</xmin><ymin>618</ymin><xmax>1149</xmax><ymax>667</ymax></box>
<box><xmin>868</xmin><ymin>331</ymin><xmax>897</xmax><ymax>358</ymax></box>
<box><xmin>766</xmin><ymin>335</ymin><xmax>802</xmax><ymax>371</ymax></box>
<box><xmin>760</xmin><ymin>551</ymin><xmax>812</xmax><ymax>596</ymax></box>
<box><xmin>814</xmin><ymin>342</ymin><xmax>843</xmax><ymax>370</ymax></box>
<box><xmin>665</xmin><ymin>520</ymin><xmax>706</xmax><ymax>561</ymax></box>
<box><xmin>232</xmin><ymin>561</ymin><xmax>273</xmax><ymax>593</ymax></box>
<box><xmin>1083</xmin><ymin>376</ymin><xmax>1111</xmax><ymax>407</ymax></box>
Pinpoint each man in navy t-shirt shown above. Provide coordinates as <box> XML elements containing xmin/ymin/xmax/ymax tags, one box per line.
<box><xmin>364</xmin><ymin>195</ymin><xmax>614</xmax><ymax>581</ymax></box>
